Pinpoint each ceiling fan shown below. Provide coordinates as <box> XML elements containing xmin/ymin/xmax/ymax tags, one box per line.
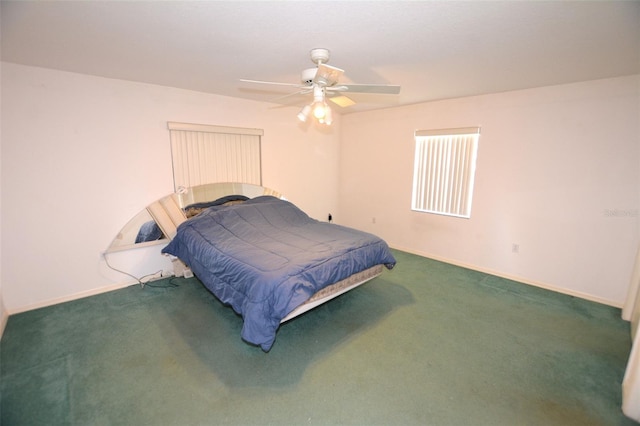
<box><xmin>240</xmin><ymin>48</ymin><xmax>401</xmax><ymax>125</ymax></box>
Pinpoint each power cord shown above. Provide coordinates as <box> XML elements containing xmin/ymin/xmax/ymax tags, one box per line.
<box><xmin>143</xmin><ymin>276</ymin><xmax>181</xmax><ymax>288</ymax></box>
<box><xmin>102</xmin><ymin>252</ymin><xmax>178</xmax><ymax>289</ymax></box>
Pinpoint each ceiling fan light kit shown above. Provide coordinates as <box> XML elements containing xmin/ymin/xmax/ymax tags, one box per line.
<box><xmin>314</xmin><ymin>101</ymin><xmax>332</xmax><ymax>125</ymax></box>
<box><xmin>296</xmin><ymin>104</ymin><xmax>312</xmax><ymax>122</ymax></box>
<box><xmin>298</xmin><ymin>99</ymin><xmax>332</xmax><ymax>125</ymax></box>
<box><xmin>242</xmin><ymin>48</ymin><xmax>400</xmax><ymax>126</ymax></box>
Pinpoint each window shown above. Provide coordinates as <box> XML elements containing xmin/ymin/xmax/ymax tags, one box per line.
<box><xmin>167</xmin><ymin>122</ymin><xmax>263</xmax><ymax>191</ymax></box>
<box><xmin>411</xmin><ymin>127</ymin><xmax>480</xmax><ymax>218</ymax></box>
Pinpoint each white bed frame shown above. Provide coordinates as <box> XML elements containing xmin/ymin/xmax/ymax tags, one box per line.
<box><xmin>281</xmin><ymin>265</ymin><xmax>384</xmax><ymax>323</ymax></box>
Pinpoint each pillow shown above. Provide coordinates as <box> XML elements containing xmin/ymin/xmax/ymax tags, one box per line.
<box><xmin>135</xmin><ymin>220</ymin><xmax>164</xmax><ymax>243</ymax></box>
<box><xmin>184</xmin><ymin>195</ymin><xmax>250</xmax><ymax>218</ymax></box>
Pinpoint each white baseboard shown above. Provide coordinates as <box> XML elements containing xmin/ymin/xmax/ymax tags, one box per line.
<box><xmin>0</xmin><ymin>308</ymin><xmax>8</xmax><ymax>340</ymax></box>
<box><xmin>3</xmin><ymin>246</ymin><xmax>622</xmax><ymax>318</ymax></box>
<box><xmin>389</xmin><ymin>244</ymin><xmax>622</xmax><ymax>309</ymax></box>
<box><xmin>8</xmin><ymin>279</ymin><xmax>140</xmax><ymax>316</ymax></box>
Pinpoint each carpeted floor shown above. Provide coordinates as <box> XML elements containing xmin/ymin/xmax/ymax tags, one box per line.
<box><xmin>1</xmin><ymin>249</ymin><xmax>636</xmax><ymax>425</ymax></box>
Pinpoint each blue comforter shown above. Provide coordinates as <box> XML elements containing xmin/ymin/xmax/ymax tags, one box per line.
<box><xmin>162</xmin><ymin>196</ymin><xmax>396</xmax><ymax>351</ymax></box>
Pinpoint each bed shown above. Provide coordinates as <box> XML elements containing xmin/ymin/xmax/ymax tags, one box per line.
<box><xmin>160</xmin><ymin>188</ymin><xmax>396</xmax><ymax>351</ymax></box>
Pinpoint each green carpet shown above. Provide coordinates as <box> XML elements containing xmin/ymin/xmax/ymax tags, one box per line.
<box><xmin>1</xmin><ymin>250</ymin><xmax>636</xmax><ymax>425</ymax></box>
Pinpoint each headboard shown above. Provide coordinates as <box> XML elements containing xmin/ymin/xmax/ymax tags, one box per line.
<box><xmin>106</xmin><ymin>182</ymin><xmax>282</xmax><ymax>253</ymax></box>
<box><xmin>146</xmin><ymin>194</ymin><xmax>186</xmax><ymax>241</ymax></box>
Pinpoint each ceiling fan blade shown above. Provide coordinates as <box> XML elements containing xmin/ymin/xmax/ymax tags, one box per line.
<box><xmin>269</xmin><ymin>88</ymin><xmax>313</xmax><ymax>103</ymax></box>
<box><xmin>331</xmin><ymin>84</ymin><xmax>401</xmax><ymax>95</ymax></box>
<box><xmin>329</xmin><ymin>95</ymin><xmax>356</xmax><ymax>108</ymax></box>
<box><xmin>313</xmin><ymin>64</ymin><xmax>344</xmax><ymax>87</ymax></box>
<box><xmin>239</xmin><ymin>78</ymin><xmax>303</xmax><ymax>89</ymax></box>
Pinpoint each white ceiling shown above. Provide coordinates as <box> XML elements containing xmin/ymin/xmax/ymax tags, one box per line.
<box><xmin>2</xmin><ymin>1</ymin><xmax>639</xmax><ymax>114</ymax></box>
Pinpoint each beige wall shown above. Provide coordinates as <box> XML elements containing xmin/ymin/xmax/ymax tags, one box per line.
<box><xmin>339</xmin><ymin>75</ymin><xmax>640</xmax><ymax>306</ymax></box>
<box><xmin>2</xmin><ymin>62</ymin><xmax>638</xmax><ymax>313</ymax></box>
<box><xmin>0</xmin><ymin>63</ymin><xmax>340</xmax><ymax>312</ymax></box>
<box><xmin>0</xmin><ymin>59</ymin><xmax>4</xmax><ymax>335</ymax></box>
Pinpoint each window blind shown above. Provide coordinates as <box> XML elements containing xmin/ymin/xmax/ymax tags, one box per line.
<box><xmin>168</xmin><ymin>122</ymin><xmax>263</xmax><ymax>191</ymax></box>
<box><xmin>412</xmin><ymin>127</ymin><xmax>480</xmax><ymax>218</ymax></box>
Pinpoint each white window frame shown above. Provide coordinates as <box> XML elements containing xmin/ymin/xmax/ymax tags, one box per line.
<box><xmin>411</xmin><ymin>127</ymin><xmax>480</xmax><ymax>218</ymax></box>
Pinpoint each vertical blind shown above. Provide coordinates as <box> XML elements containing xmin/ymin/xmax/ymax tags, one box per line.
<box><xmin>168</xmin><ymin>122</ymin><xmax>263</xmax><ymax>191</ymax></box>
<box><xmin>411</xmin><ymin>127</ymin><xmax>480</xmax><ymax>218</ymax></box>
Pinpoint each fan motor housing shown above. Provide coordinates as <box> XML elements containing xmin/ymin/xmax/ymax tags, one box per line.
<box><xmin>301</xmin><ymin>49</ymin><xmax>330</xmax><ymax>84</ymax></box>
<box><xmin>301</xmin><ymin>68</ymin><xmax>317</xmax><ymax>84</ymax></box>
